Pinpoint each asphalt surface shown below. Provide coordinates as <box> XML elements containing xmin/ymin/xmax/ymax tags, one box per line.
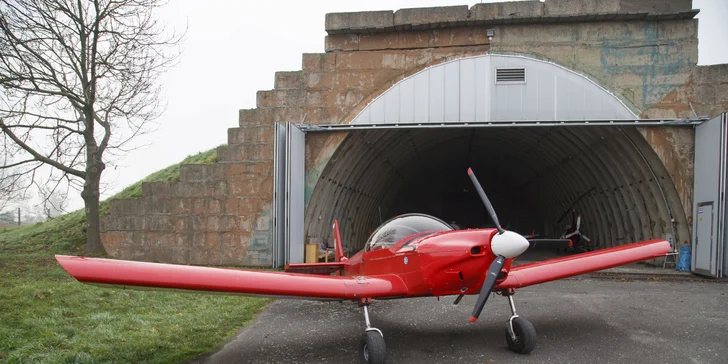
<box><xmin>189</xmin><ymin>279</ymin><xmax>728</xmax><ymax>364</ymax></box>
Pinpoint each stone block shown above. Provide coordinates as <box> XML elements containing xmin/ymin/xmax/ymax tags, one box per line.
<box><xmin>225</xmin><ymin>198</ymin><xmax>259</xmax><ymax>215</ymax></box>
<box><xmin>619</xmin><ymin>0</ymin><xmax>692</xmax><ymax>14</ymax></box>
<box><xmin>658</xmin><ymin>18</ymin><xmax>698</xmax><ymax>41</ymax></box>
<box><xmin>239</xmin><ymin>107</ymin><xmax>304</xmax><ymax>126</ymax></box>
<box><xmin>244</xmin><ymin>162</ymin><xmax>273</xmax><ymax>177</ymax></box>
<box><xmin>179</xmin><ymin>164</ymin><xmax>215</xmax><ymax>182</ymax></box>
<box><xmin>239</xmin><ymin>214</ymin><xmax>255</xmax><ymax>233</ymax></box>
<box><xmin>109</xmin><ymin>198</ymin><xmax>141</xmax><ymax>216</ymax></box>
<box><xmin>544</xmin><ymin>0</ymin><xmax>620</xmax><ymax>16</ymax></box>
<box><xmin>325</xmin><ymin>35</ymin><xmax>360</xmax><ymax>52</ymax></box>
<box><xmin>335</xmin><ymin>51</ymin><xmax>407</xmax><ymax>70</ymax></box>
<box><xmin>141</xmin><ymin>182</ymin><xmax>168</xmax><ymax>199</ymax></box>
<box><xmin>256</xmin><ymin>89</ymin><xmax>306</xmax><ymax>108</ymax></box>
<box><xmin>393</xmin><ymin>6</ymin><xmax>470</xmax><ymax>26</ymax></box>
<box><xmin>217</xmin><ymin>143</ymin><xmax>273</xmax><ymax>163</ymax></box>
<box><xmin>694</xmin><ymin>84</ymin><xmax>716</xmax><ymax>106</ymax></box>
<box><xmin>220</xmin><ymin>215</ymin><xmax>239</xmax><ymax>231</ymax></box>
<box><xmin>302</xmin><ymin>53</ymin><xmax>336</xmax><ymax>72</ymax></box>
<box><xmin>274</xmin><ymin>71</ymin><xmax>304</xmax><ymax>90</ymax></box>
<box><xmin>227</xmin><ymin>125</ymin><xmax>274</xmax><ymax>144</ymax></box>
<box><xmin>143</xmin><ymin>215</ymin><xmax>174</xmax><ymax>232</ymax></box>
<box><xmin>305</xmin><ymin>90</ymin><xmax>366</xmax><ymax>110</ymax></box>
<box><xmin>471</xmin><ymin>1</ymin><xmax>543</xmax><ymax>20</ymax></box>
<box><xmin>101</xmin><ymin>231</ymin><xmax>132</xmax><ymax>252</ymax></box>
<box><xmin>304</xmin><ymin>106</ymin><xmax>342</xmax><ymax>125</ymax></box>
<box><xmin>164</xmin><ymin>181</ymin><xmax>228</xmax><ymax>199</ymax></box>
<box><xmin>716</xmin><ymin>84</ymin><xmax>728</xmax><ymax>103</ymax></box>
<box><xmin>430</xmin><ymin>27</ymin><xmax>489</xmax><ymax>48</ymax></box>
<box><xmin>695</xmin><ymin>64</ymin><xmax>728</xmax><ymax>85</ymax></box>
<box><xmin>227</xmin><ymin>175</ymin><xmax>266</xmax><ymax>196</ymax></box>
<box><xmin>325</xmin><ymin>11</ymin><xmax>393</xmax><ymax>34</ymax></box>
<box><xmin>206</xmin><ymin>215</ymin><xmax>220</xmax><ymax>232</ymax></box>
<box><xmin>358</xmin><ymin>31</ymin><xmax>430</xmax><ymax>51</ymax></box>
<box><xmin>216</xmin><ymin>144</ymin><xmax>246</xmax><ymax>162</ymax></box>
<box><xmin>102</xmin><ymin>215</ymin><xmax>143</xmax><ymax>231</ymax></box>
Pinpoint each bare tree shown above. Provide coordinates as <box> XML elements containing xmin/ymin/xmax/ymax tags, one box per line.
<box><xmin>0</xmin><ymin>0</ymin><xmax>183</xmax><ymax>252</ymax></box>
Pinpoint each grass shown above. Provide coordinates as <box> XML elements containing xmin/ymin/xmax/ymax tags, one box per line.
<box><xmin>0</xmin><ymin>147</ymin><xmax>273</xmax><ymax>363</ymax></box>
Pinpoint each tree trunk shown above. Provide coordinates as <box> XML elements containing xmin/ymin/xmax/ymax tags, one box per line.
<box><xmin>82</xmin><ymin>157</ymin><xmax>106</xmax><ymax>254</ymax></box>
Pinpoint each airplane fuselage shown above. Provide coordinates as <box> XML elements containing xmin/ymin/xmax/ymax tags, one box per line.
<box><xmin>341</xmin><ymin>228</ymin><xmax>512</xmax><ymax>298</ymax></box>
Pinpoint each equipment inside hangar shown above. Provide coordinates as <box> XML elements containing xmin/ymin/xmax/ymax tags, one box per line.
<box><xmin>272</xmin><ymin>54</ymin><xmax>726</xmax><ymax>278</ymax></box>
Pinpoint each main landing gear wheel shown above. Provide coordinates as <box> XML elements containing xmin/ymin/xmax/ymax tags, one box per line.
<box><xmin>360</xmin><ymin>330</ymin><xmax>386</xmax><ymax>364</ymax></box>
<box><xmin>505</xmin><ymin>317</ymin><xmax>536</xmax><ymax>354</ymax></box>
<box><xmin>359</xmin><ymin>301</ymin><xmax>386</xmax><ymax>364</ymax></box>
<box><xmin>503</xmin><ymin>291</ymin><xmax>537</xmax><ymax>354</ymax></box>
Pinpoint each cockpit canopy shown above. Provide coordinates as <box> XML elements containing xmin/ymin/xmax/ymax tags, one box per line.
<box><xmin>365</xmin><ymin>214</ymin><xmax>453</xmax><ymax>252</ymax></box>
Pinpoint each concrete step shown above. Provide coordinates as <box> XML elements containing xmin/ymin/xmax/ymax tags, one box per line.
<box><xmin>238</xmin><ymin>107</ymin><xmax>304</xmax><ymax>126</ymax></box>
<box><xmin>256</xmin><ymin>89</ymin><xmax>306</xmax><ymax>108</ymax></box>
<box><xmin>101</xmin><ymin>211</ymin><xmax>256</xmax><ymax>233</ymax></box>
<box><xmin>141</xmin><ymin>181</ymin><xmax>229</xmax><ymax>199</ymax></box>
<box><xmin>227</xmin><ymin>125</ymin><xmax>275</xmax><ymax>145</ymax></box>
<box><xmin>274</xmin><ymin>71</ymin><xmax>304</xmax><ymax>90</ymax></box>
<box><xmin>179</xmin><ymin>162</ymin><xmax>272</xmax><ymax>182</ymax></box>
<box><xmin>108</xmin><ymin>195</ymin><xmax>261</xmax><ymax>216</ymax></box>
<box><xmin>216</xmin><ymin>143</ymin><xmax>273</xmax><ymax>163</ymax></box>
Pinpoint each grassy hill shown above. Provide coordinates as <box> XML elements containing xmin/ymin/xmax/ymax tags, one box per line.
<box><xmin>0</xmin><ymin>148</ymin><xmax>272</xmax><ymax>363</ymax></box>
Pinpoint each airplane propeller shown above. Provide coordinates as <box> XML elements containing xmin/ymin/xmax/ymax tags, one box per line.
<box><xmin>563</xmin><ymin>215</ymin><xmax>592</xmax><ymax>244</ymax></box>
<box><xmin>467</xmin><ymin>168</ymin><xmax>530</xmax><ymax>322</ymax></box>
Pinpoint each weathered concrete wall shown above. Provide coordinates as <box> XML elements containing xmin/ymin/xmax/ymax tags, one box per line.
<box><xmin>100</xmin><ymin>0</ymin><xmax>727</xmax><ymax>266</ymax></box>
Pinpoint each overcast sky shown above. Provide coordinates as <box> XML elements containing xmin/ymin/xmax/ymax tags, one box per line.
<box><xmin>63</xmin><ymin>0</ymin><xmax>727</xmax><ymax>210</ymax></box>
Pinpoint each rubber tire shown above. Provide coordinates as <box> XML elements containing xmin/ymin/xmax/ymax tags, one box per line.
<box><xmin>360</xmin><ymin>331</ymin><xmax>386</xmax><ymax>364</ymax></box>
<box><xmin>505</xmin><ymin>317</ymin><xmax>537</xmax><ymax>354</ymax></box>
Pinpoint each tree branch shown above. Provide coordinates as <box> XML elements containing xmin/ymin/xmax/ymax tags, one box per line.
<box><xmin>0</xmin><ymin>120</ymin><xmax>84</xmax><ymax>178</ymax></box>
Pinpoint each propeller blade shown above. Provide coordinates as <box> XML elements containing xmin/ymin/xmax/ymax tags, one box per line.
<box><xmin>469</xmin><ymin>255</ymin><xmax>505</xmax><ymax>322</ymax></box>
<box><xmin>467</xmin><ymin>168</ymin><xmax>504</xmax><ymax>234</ymax></box>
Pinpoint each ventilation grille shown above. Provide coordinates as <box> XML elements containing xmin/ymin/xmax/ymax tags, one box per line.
<box><xmin>496</xmin><ymin>68</ymin><xmax>526</xmax><ymax>83</ymax></box>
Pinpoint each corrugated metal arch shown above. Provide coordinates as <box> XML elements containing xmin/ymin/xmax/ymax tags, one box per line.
<box><xmin>352</xmin><ymin>54</ymin><xmax>636</xmax><ymax>124</ymax></box>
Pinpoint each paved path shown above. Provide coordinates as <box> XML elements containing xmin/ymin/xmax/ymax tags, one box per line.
<box><xmin>189</xmin><ymin>279</ymin><xmax>728</xmax><ymax>364</ymax></box>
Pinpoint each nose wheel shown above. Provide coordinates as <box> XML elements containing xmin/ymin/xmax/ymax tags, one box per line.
<box><xmin>359</xmin><ymin>300</ymin><xmax>386</xmax><ymax>364</ymax></box>
<box><xmin>504</xmin><ymin>291</ymin><xmax>537</xmax><ymax>354</ymax></box>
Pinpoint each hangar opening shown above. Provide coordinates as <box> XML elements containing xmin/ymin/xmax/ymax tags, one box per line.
<box><xmin>304</xmin><ymin>125</ymin><xmax>688</xmax><ymax>253</ymax></box>
<box><xmin>298</xmin><ymin>54</ymin><xmax>693</xmax><ymax>254</ymax></box>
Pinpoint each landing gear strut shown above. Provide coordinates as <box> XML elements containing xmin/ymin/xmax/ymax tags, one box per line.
<box><xmin>503</xmin><ymin>290</ymin><xmax>537</xmax><ymax>354</ymax></box>
<box><xmin>359</xmin><ymin>299</ymin><xmax>386</xmax><ymax>364</ymax></box>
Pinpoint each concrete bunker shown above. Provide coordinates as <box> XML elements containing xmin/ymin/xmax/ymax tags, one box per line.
<box><xmin>304</xmin><ymin>55</ymin><xmax>690</xmax><ymax>252</ymax></box>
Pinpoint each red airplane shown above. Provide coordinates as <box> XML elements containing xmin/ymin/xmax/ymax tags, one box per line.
<box><xmin>56</xmin><ymin>169</ymin><xmax>670</xmax><ymax>364</ymax></box>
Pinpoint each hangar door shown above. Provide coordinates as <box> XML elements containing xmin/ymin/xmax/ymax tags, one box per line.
<box><xmin>272</xmin><ymin>122</ymin><xmax>305</xmax><ymax>267</ymax></box>
<box><xmin>692</xmin><ymin>113</ymin><xmax>727</xmax><ymax>277</ymax></box>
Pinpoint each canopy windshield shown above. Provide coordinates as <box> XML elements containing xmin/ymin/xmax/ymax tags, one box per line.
<box><xmin>365</xmin><ymin>214</ymin><xmax>452</xmax><ymax>251</ymax></box>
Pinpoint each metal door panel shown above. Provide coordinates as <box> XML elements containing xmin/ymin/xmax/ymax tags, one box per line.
<box><xmin>694</xmin><ymin>202</ymin><xmax>714</xmax><ymax>276</ymax></box>
<box><xmin>692</xmin><ymin>113</ymin><xmax>727</xmax><ymax>277</ymax></box>
<box><xmin>272</xmin><ymin>122</ymin><xmax>286</xmax><ymax>268</ymax></box>
<box><xmin>285</xmin><ymin>123</ymin><xmax>305</xmax><ymax>264</ymax></box>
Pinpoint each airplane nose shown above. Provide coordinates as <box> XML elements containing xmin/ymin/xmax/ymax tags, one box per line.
<box><xmin>490</xmin><ymin>230</ymin><xmax>530</xmax><ymax>258</ymax></box>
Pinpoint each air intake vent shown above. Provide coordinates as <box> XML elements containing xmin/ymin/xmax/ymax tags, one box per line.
<box><xmin>496</xmin><ymin>68</ymin><xmax>526</xmax><ymax>83</ymax></box>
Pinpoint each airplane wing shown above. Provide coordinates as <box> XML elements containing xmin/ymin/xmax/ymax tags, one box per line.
<box><xmin>495</xmin><ymin>239</ymin><xmax>670</xmax><ymax>289</ymax></box>
<box><xmin>55</xmin><ymin>255</ymin><xmax>407</xmax><ymax>300</ymax></box>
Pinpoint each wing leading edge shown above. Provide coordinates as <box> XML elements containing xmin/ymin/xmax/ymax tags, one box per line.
<box><xmin>55</xmin><ymin>255</ymin><xmax>407</xmax><ymax>300</ymax></box>
<box><xmin>495</xmin><ymin>239</ymin><xmax>670</xmax><ymax>289</ymax></box>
